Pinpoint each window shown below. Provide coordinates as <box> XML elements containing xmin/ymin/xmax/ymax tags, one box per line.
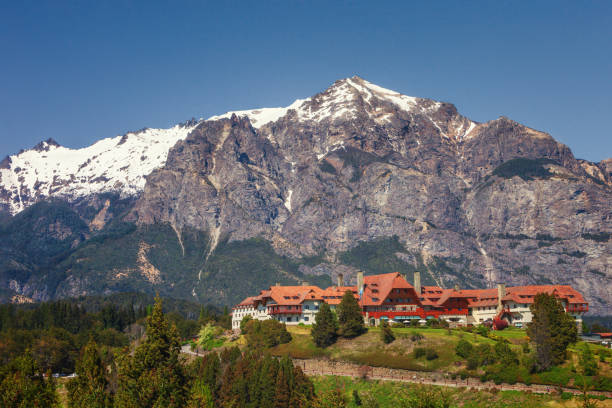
<box><xmin>304</xmin><ymin>317</ymin><xmax>309</xmax><ymax>321</ymax></box>
<box><xmin>304</xmin><ymin>305</ymin><xmax>309</xmax><ymax>310</ymax></box>
<box><xmin>287</xmin><ymin>317</ymin><xmax>292</xmax><ymax>322</ymax></box>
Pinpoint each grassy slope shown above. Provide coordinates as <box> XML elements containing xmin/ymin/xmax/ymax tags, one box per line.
<box><xmin>270</xmin><ymin>326</ymin><xmax>612</xmax><ymax>390</ymax></box>
<box><xmin>312</xmin><ymin>375</ymin><xmax>612</xmax><ymax>408</ymax></box>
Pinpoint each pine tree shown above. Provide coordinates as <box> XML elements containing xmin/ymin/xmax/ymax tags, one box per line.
<box><xmin>67</xmin><ymin>339</ymin><xmax>113</xmax><ymax>407</ymax></box>
<box><xmin>311</xmin><ymin>303</ymin><xmax>338</xmax><ymax>348</ymax></box>
<box><xmin>527</xmin><ymin>293</ymin><xmax>578</xmax><ymax>371</ymax></box>
<box><xmin>337</xmin><ymin>290</ymin><xmax>366</xmax><ymax>338</ymax></box>
<box><xmin>115</xmin><ymin>295</ymin><xmax>188</xmax><ymax>408</ymax></box>
<box><xmin>274</xmin><ymin>358</ymin><xmax>292</xmax><ymax>408</ymax></box>
<box><xmin>0</xmin><ymin>351</ymin><xmax>59</xmax><ymax>407</ymax></box>
<box><xmin>380</xmin><ymin>320</ymin><xmax>395</xmax><ymax>344</ymax></box>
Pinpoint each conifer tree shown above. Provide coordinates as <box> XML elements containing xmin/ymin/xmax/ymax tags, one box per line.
<box><xmin>337</xmin><ymin>290</ymin><xmax>366</xmax><ymax>338</ymax></box>
<box><xmin>67</xmin><ymin>339</ymin><xmax>113</xmax><ymax>408</ymax></box>
<box><xmin>380</xmin><ymin>319</ymin><xmax>395</xmax><ymax>344</ymax></box>
<box><xmin>311</xmin><ymin>303</ymin><xmax>338</xmax><ymax>348</ymax></box>
<box><xmin>274</xmin><ymin>358</ymin><xmax>292</xmax><ymax>408</ymax></box>
<box><xmin>115</xmin><ymin>295</ymin><xmax>188</xmax><ymax>408</ymax></box>
<box><xmin>527</xmin><ymin>293</ymin><xmax>578</xmax><ymax>371</ymax></box>
<box><xmin>0</xmin><ymin>351</ymin><xmax>59</xmax><ymax>407</ymax></box>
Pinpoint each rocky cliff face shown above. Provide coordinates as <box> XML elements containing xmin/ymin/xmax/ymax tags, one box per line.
<box><xmin>1</xmin><ymin>77</ymin><xmax>610</xmax><ymax>312</ymax></box>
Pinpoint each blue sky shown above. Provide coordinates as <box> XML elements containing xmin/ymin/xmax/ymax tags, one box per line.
<box><xmin>1</xmin><ymin>1</ymin><xmax>610</xmax><ymax>161</ymax></box>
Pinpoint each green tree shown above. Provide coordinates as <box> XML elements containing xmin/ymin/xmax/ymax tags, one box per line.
<box><xmin>455</xmin><ymin>338</ymin><xmax>473</xmax><ymax>359</ymax></box>
<box><xmin>0</xmin><ymin>351</ymin><xmax>59</xmax><ymax>408</ymax></box>
<box><xmin>336</xmin><ymin>291</ymin><xmax>366</xmax><ymax>338</ymax></box>
<box><xmin>197</xmin><ymin>323</ymin><xmax>218</xmax><ymax>350</ymax></box>
<box><xmin>115</xmin><ymin>295</ymin><xmax>188</xmax><ymax>408</ymax></box>
<box><xmin>240</xmin><ymin>314</ymin><xmax>253</xmax><ymax>332</ymax></box>
<box><xmin>494</xmin><ymin>341</ymin><xmax>518</xmax><ymax>366</ymax></box>
<box><xmin>187</xmin><ymin>379</ymin><xmax>214</xmax><ymax>408</ymax></box>
<box><xmin>311</xmin><ymin>303</ymin><xmax>338</xmax><ymax>348</ymax></box>
<box><xmin>578</xmin><ymin>343</ymin><xmax>598</xmax><ymax>376</ymax></box>
<box><xmin>527</xmin><ymin>293</ymin><xmax>578</xmax><ymax>371</ymax></box>
<box><xmin>67</xmin><ymin>339</ymin><xmax>113</xmax><ymax>407</ymax></box>
<box><xmin>315</xmin><ymin>383</ymin><xmax>347</xmax><ymax>408</ymax></box>
<box><xmin>245</xmin><ymin>319</ymin><xmax>292</xmax><ymax>349</ymax></box>
<box><xmin>380</xmin><ymin>320</ymin><xmax>395</xmax><ymax>344</ymax></box>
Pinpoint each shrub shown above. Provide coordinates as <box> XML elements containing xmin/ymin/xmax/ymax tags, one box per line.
<box><xmin>455</xmin><ymin>339</ymin><xmax>473</xmax><ymax>358</ymax></box>
<box><xmin>244</xmin><ymin>319</ymin><xmax>292</xmax><ymax>349</ymax></box>
<box><xmin>475</xmin><ymin>325</ymin><xmax>490</xmax><ymax>338</ymax></box>
<box><xmin>239</xmin><ymin>315</ymin><xmax>252</xmax><ymax>333</ymax></box>
<box><xmin>413</xmin><ymin>347</ymin><xmax>427</xmax><ymax>359</ymax></box>
<box><xmin>380</xmin><ymin>320</ymin><xmax>395</xmax><ymax>344</ymax></box>
<box><xmin>425</xmin><ymin>348</ymin><xmax>439</xmax><ymax>360</ymax></box>
<box><xmin>467</xmin><ymin>354</ymin><xmax>479</xmax><ymax>370</ymax></box>
<box><xmin>410</xmin><ymin>332</ymin><xmax>424</xmax><ymax>342</ymax></box>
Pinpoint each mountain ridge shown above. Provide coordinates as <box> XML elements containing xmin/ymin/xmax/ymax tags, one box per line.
<box><xmin>0</xmin><ymin>77</ymin><xmax>610</xmax><ymax>313</ymax></box>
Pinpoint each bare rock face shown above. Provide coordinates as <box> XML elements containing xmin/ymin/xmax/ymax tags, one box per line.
<box><xmin>128</xmin><ymin>76</ymin><xmax>611</xmax><ymax>313</ymax></box>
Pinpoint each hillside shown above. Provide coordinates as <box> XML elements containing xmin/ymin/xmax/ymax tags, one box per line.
<box><xmin>0</xmin><ymin>77</ymin><xmax>610</xmax><ymax>311</ymax></box>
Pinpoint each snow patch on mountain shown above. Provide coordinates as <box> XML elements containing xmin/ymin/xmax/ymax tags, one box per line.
<box><xmin>0</xmin><ymin>124</ymin><xmax>198</xmax><ymax>214</ymax></box>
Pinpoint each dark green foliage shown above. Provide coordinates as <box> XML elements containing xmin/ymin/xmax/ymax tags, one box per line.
<box><xmin>455</xmin><ymin>338</ymin><xmax>473</xmax><ymax>359</ymax></box>
<box><xmin>0</xmin><ymin>299</ymin><xmax>141</xmax><ymax>373</ymax></box>
<box><xmin>67</xmin><ymin>340</ymin><xmax>113</xmax><ymax>408</ymax></box>
<box><xmin>315</xmin><ymin>382</ymin><xmax>347</xmax><ymax>408</ymax></box>
<box><xmin>380</xmin><ymin>320</ymin><xmax>395</xmax><ymax>344</ymax></box>
<box><xmin>564</xmin><ymin>250</ymin><xmax>587</xmax><ymax>258</ymax></box>
<box><xmin>0</xmin><ymin>351</ymin><xmax>59</xmax><ymax>407</ymax></box>
<box><xmin>475</xmin><ymin>324</ymin><xmax>490</xmax><ymax>337</ymax></box>
<box><xmin>494</xmin><ymin>341</ymin><xmax>519</xmax><ymax>366</ymax></box>
<box><xmin>475</xmin><ymin>344</ymin><xmax>497</xmax><ymax>366</ymax></box>
<box><xmin>578</xmin><ymin>344</ymin><xmax>598</xmax><ymax>376</ymax></box>
<box><xmin>0</xmin><ymin>200</ymin><xmax>90</xmax><ymax>268</ymax></box>
<box><xmin>240</xmin><ymin>314</ymin><xmax>253</xmax><ymax>332</ymax></box>
<box><xmin>492</xmin><ymin>158</ymin><xmax>558</xmax><ymax>181</ymax></box>
<box><xmin>337</xmin><ymin>290</ymin><xmax>366</xmax><ymax>338</ymax></box>
<box><xmin>200</xmin><ymin>237</ymin><xmax>332</xmax><ymax>307</ymax></box>
<box><xmin>527</xmin><ymin>293</ymin><xmax>578</xmax><ymax>371</ymax></box>
<box><xmin>352</xmin><ymin>389</ymin><xmax>362</xmax><ymax>406</ymax></box>
<box><xmin>311</xmin><ymin>303</ymin><xmax>338</xmax><ymax>348</ymax></box>
<box><xmin>115</xmin><ymin>296</ymin><xmax>188</xmax><ymax>408</ymax></box>
<box><xmin>413</xmin><ymin>347</ymin><xmax>426</xmax><ymax>358</ymax></box>
<box><xmin>581</xmin><ymin>232</ymin><xmax>610</xmax><ymax>242</ymax></box>
<box><xmin>215</xmin><ymin>352</ymin><xmax>314</xmax><ymax>408</ymax></box>
<box><xmin>338</xmin><ymin>236</ymin><xmax>436</xmax><ymax>286</ymax></box>
<box><xmin>425</xmin><ymin>348</ymin><xmax>439</xmax><ymax>360</ymax></box>
<box><xmin>244</xmin><ymin>319</ymin><xmax>292</xmax><ymax>349</ymax></box>
<box><xmin>318</xmin><ymin>160</ymin><xmax>337</xmax><ymax>175</ymax></box>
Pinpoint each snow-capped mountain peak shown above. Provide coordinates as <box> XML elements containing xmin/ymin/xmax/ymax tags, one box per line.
<box><xmin>0</xmin><ymin>123</ymin><xmax>199</xmax><ymax>214</ymax></box>
<box><xmin>0</xmin><ymin>76</ymin><xmax>477</xmax><ymax>215</ymax></box>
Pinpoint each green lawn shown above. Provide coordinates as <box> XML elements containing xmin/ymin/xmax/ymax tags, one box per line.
<box><xmin>311</xmin><ymin>375</ymin><xmax>612</xmax><ymax>408</ymax></box>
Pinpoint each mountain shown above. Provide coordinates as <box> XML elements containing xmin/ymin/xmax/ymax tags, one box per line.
<box><xmin>0</xmin><ymin>77</ymin><xmax>610</xmax><ymax>312</ymax></box>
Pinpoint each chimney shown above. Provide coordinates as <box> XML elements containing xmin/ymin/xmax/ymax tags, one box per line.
<box><xmin>357</xmin><ymin>271</ymin><xmax>364</xmax><ymax>296</ymax></box>
<box><xmin>276</xmin><ymin>282</ymin><xmax>280</xmax><ymax>287</ymax></box>
<box><xmin>337</xmin><ymin>273</ymin><xmax>344</xmax><ymax>288</ymax></box>
<box><xmin>454</xmin><ymin>284</ymin><xmax>460</xmax><ymax>291</ymax></box>
<box><xmin>301</xmin><ymin>281</ymin><xmax>308</xmax><ymax>286</ymax></box>
<box><xmin>413</xmin><ymin>271</ymin><xmax>421</xmax><ymax>295</ymax></box>
<box><xmin>497</xmin><ymin>283</ymin><xmax>506</xmax><ymax>310</ymax></box>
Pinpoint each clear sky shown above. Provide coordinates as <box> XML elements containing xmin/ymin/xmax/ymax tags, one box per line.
<box><xmin>1</xmin><ymin>1</ymin><xmax>610</xmax><ymax>162</ymax></box>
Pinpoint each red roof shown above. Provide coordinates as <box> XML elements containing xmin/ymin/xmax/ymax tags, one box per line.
<box><xmin>232</xmin><ymin>274</ymin><xmax>588</xmax><ymax>313</ymax></box>
<box><xmin>359</xmin><ymin>272</ymin><xmax>418</xmax><ymax>306</ymax></box>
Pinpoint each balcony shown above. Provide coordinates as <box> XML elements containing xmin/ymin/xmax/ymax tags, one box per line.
<box><xmin>268</xmin><ymin>306</ymin><xmax>302</xmax><ymax>315</ymax></box>
<box><xmin>566</xmin><ymin>305</ymin><xmax>588</xmax><ymax>313</ymax></box>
